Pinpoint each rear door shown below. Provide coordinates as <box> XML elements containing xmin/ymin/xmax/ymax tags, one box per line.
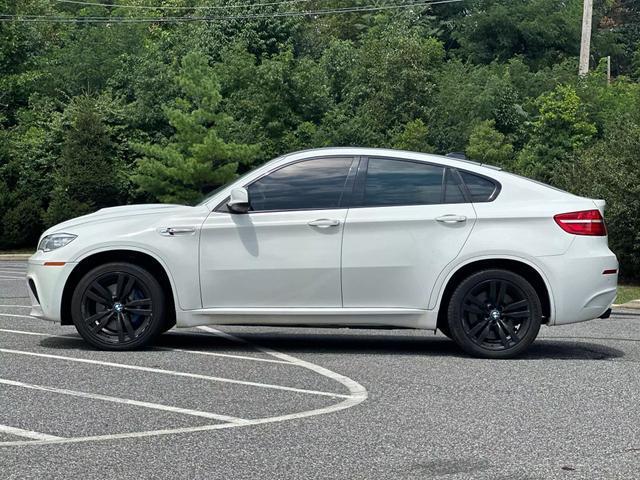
<box><xmin>341</xmin><ymin>157</ymin><xmax>477</xmax><ymax>309</ymax></box>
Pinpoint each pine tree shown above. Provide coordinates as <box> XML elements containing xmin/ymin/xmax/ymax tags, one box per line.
<box><xmin>133</xmin><ymin>53</ymin><xmax>259</xmax><ymax>204</ymax></box>
<box><xmin>45</xmin><ymin>95</ymin><xmax>120</xmax><ymax>226</ymax></box>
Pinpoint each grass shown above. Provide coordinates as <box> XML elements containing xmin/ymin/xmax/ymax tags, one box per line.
<box><xmin>616</xmin><ymin>285</ymin><xmax>640</xmax><ymax>305</ymax></box>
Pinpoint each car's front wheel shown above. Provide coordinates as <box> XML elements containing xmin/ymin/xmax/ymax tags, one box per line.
<box><xmin>71</xmin><ymin>262</ymin><xmax>166</xmax><ymax>350</ymax></box>
<box><xmin>447</xmin><ymin>269</ymin><xmax>542</xmax><ymax>359</ymax></box>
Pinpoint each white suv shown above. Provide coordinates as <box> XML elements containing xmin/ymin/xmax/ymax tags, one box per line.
<box><xmin>27</xmin><ymin>148</ymin><xmax>618</xmax><ymax>358</ymax></box>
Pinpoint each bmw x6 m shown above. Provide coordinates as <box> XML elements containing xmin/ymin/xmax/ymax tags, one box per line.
<box><xmin>27</xmin><ymin>148</ymin><xmax>618</xmax><ymax>358</ymax></box>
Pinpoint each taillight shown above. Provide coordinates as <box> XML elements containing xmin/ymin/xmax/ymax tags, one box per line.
<box><xmin>554</xmin><ymin>209</ymin><xmax>607</xmax><ymax>236</ymax></box>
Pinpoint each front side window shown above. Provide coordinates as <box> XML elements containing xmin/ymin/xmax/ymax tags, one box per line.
<box><xmin>362</xmin><ymin>158</ymin><xmax>445</xmax><ymax>207</ymax></box>
<box><xmin>247</xmin><ymin>157</ymin><xmax>354</xmax><ymax>212</ymax></box>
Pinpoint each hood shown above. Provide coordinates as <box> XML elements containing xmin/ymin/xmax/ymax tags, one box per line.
<box><xmin>43</xmin><ymin>204</ymin><xmax>193</xmax><ymax>235</ymax></box>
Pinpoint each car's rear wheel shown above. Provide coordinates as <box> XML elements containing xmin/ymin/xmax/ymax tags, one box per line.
<box><xmin>447</xmin><ymin>269</ymin><xmax>542</xmax><ymax>359</ymax></box>
<box><xmin>71</xmin><ymin>262</ymin><xmax>166</xmax><ymax>350</ymax></box>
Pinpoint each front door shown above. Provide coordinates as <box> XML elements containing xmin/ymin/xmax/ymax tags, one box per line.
<box><xmin>199</xmin><ymin>156</ymin><xmax>357</xmax><ymax>308</ymax></box>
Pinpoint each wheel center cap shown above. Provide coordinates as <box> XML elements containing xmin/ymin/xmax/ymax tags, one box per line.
<box><xmin>113</xmin><ymin>302</ymin><xmax>124</xmax><ymax>313</ymax></box>
<box><xmin>489</xmin><ymin>309</ymin><xmax>501</xmax><ymax>320</ymax></box>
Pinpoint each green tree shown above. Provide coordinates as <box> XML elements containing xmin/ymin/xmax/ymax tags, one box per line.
<box><xmin>453</xmin><ymin>0</ymin><xmax>583</xmax><ymax>68</ymax></box>
<box><xmin>45</xmin><ymin>94</ymin><xmax>122</xmax><ymax>226</ymax></box>
<box><xmin>391</xmin><ymin>119</ymin><xmax>435</xmax><ymax>153</ymax></box>
<box><xmin>517</xmin><ymin>84</ymin><xmax>596</xmax><ymax>181</ymax></box>
<box><xmin>466</xmin><ymin>120</ymin><xmax>514</xmax><ymax>167</ymax></box>
<box><xmin>133</xmin><ymin>52</ymin><xmax>259</xmax><ymax>204</ymax></box>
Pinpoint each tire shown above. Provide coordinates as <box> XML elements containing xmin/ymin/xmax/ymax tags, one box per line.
<box><xmin>71</xmin><ymin>262</ymin><xmax>166</xmax><ymax>350</ymax></box>
<box><xmin>447</xmin><ymin>269</ymin><xmax>542</xmax><ymax>359</ymax></box>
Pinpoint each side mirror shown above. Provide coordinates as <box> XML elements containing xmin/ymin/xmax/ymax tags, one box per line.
<box><xmin>227</xmin><ymin>187</ymin><xmax>250</xmax><ymax>214</ymax></box>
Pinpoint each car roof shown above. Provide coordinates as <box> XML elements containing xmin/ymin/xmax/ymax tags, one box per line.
<box><xmin>279</xmin><ymin>147</ymin><xmax>582</xmax><ymax>201</ymax></box>
<box><xmin>282</xmin><ymin>147</ymin><xmax>503</xmax><ymax>174</ymax></box>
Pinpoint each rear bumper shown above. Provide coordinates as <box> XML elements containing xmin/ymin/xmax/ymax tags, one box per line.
<box><xmin>26</xmin><ymin>258</ymin><xmax>77</xmax><ymax>322</ymax></box>
<box><xmin>538</xmin><ymin>244</ymin><xmax>618</xmax><ymax>326</ymax></box>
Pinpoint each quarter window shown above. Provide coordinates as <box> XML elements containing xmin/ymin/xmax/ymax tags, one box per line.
<box><xmin>247</xmin><ymin>157</ymin><xmax>354</xmax><ymax>212</ymax></box>
<box><xmin>459</xmin><ymin>171</ymin><xmax>498</xmax><ymax>202</ymax></box>
<box><xmin>362</xmin><ymin>158</ymin><xmax>444</xmax><ymax>207</ymax></box>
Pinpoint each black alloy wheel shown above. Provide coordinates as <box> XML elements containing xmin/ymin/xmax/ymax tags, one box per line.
<box><xmin>447</xmin><ymin>269</ymin><xmax>542</xmax><ymax>359</ymax></box>
<box><xmin>71</xmin><ymin>262</ymin><xmax>166</xmax><ymax>350</ymax></box>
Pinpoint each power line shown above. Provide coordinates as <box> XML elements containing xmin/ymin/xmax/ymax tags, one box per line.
<box><xmin>0</xmin><ymin>0</ymin><xmax>465</xmax><ymax>23</ymax></box>
<box><xmin>52</xmin><ymin>0</ymin><xmax>316</xmax><ymax>11</ymax></box>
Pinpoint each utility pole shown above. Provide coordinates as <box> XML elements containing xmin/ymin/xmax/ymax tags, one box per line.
<box><xmin>579</xmin><ymin>0</ymin><xmax>593</xmax><ymax>76</ymax></box>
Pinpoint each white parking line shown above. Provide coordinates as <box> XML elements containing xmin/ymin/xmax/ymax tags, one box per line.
<box><xmin>0</xmin><ymin>328</ymin><xmax>75</xmax><ymax>339</ymax></box>
<box><xmin>0</xmin><ymin>327</ymin><xmax>296</xmax><ymax>365</ymax></box>
<box><xmin>0</xmin><ymin>305</ymin><xmax>30</xmax><ymax>309</ymax></box>
<box><xmin>0</xmin><ymin>348</ymin><xmax>352</xmax><ymax>399</ymax></box>
<box><xmin>0</xmin><ymin>313</ymin><xmax>36</xmax><ymax>320</ymax></box>
<box><xmin>158</xmin><ymin>346</ymin><xmax>293</xmax><ymax>364</ymax></box>
<box><xmin>0</xmin><ymin>424</ymin><xmax>62</xmax><ymax>441</ymax></box>
<box><xmin>0</xmin><ymin>378</ymin><xmax>250</xmax><ymax>425</ymax></box>
<box><xmin>0</xmin><ymin>300</ymin><xmax>368</xmax><ymax>447</ymax></box>
<box><xmin>0</xmin><ymin>277</ymin><xmax>25</xmax><ymax>280</ymax></box>
<box><xmin>0</xmin><ymin>330</ymin><xmax>368</xmax><ymax>447</ymax></box>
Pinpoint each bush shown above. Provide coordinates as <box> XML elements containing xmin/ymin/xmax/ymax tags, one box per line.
<box><xmin>2</xmin><ymin>199</ymin><xmax>43</xmax><ymax>248</ymax></box>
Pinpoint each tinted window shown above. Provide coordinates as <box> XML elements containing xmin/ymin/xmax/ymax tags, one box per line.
<box><xmin>444</xmin><ymin>169</ymin><xmax>466</xmax><ymax>204</ymax></box>
<box><xmin>460</xmin><ymin>171</ymin><xmax>498</xmax><ymax>202</ymax></box>
<box><xmin>362</xmin><ymin>158</ymin><xmax>444</xmax><ymax>207</ymax></box>
<box><xmin>247</xmin><ymin>157</ymin><xmax>354</xmax><ymax>211</ymax></box>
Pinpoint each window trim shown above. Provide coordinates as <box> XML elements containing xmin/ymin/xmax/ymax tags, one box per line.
<box><xmin>215</xmin><ymin>156</ymin><xmax>359</xmax><ymax>214</ymax></box>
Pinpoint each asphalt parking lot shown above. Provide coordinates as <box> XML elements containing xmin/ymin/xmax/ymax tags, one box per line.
<box><xmin>1</xmin><ymin>260</ymin><xmax>639</xmax><ymax>479</ymax></box>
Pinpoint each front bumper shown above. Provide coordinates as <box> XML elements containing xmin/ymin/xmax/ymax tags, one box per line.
<box><xmin>26</xmin><ymin>258</ymin><xmax>77</xmax><ymax>322</ymax></box>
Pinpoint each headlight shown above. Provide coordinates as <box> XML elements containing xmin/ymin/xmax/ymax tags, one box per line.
<box><xmin>38</xmin><ymin>233</ymin><xmax>77</xmax><ymax>252</ymax></box>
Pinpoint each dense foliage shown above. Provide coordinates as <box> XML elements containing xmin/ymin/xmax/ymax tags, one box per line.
<box><xmin>1</xmin><ymin>0</ymin><xmax>639</xmax><ymax>279</ymax></box>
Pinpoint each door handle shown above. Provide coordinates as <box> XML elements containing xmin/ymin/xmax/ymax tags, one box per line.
<box><xmin>159</xmin><ymin>227</ymin><xmax>196</xmax><ymax>236</ymax></box>
<box><xmin>435</xmin><ymin>215</ymin><xmax>467</xmax><ymax>224</ymax></box>
<box><xmin>308</xmin><ymin>219</ymin><xmax>340</xmax><ymax>228</ymax></box>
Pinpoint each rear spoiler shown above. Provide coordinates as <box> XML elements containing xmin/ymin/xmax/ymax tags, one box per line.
<box><xmin>592</xmin><ymin>199</ymin><xmax>606</xmax><ymax>215</ymax></box>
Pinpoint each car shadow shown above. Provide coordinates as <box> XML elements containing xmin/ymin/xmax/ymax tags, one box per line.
<box><xmin>39</xmin><ymin>329</ymin><xmax>625</xmax><ymax>361</ymax></box>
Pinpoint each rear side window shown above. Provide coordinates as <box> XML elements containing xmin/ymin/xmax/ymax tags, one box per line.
<box><xmin>459</xmin><ymin>171</ymin><xmax>499</xmax><ymax>202</ymax></box>
<box><xmin>362</xmin><ymin>158</ymin><xmax>444</xmax><ymax>207</ymax></box>
<box><xmin>247</xmin><ymin>157</ymin><xmax>354</xmax><ymax>211</ymax></box>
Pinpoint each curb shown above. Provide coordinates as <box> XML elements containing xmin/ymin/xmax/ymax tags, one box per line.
<box><xmin>0</xmin><ymin>254</ymin><xmax>32</xmax><ymax>261</ymax></box>
<box><xmin>614</xmin><ymin>300</ymin><xmax>640</xmax><ymax>310</ymax></box>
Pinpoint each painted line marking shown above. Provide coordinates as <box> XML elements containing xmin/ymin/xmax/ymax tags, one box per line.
<box><xmin>157</xmin><ymin>346</ymin><xmax>294</xmax><ymax>364</ymax></box>
<box><xmin>0</xmin><ymin>328</ymin><xmax>75</xmax><ymax>339</ymax></box>
<box><xmin>0</xmin><ymin>305</ymin><xmax>31</xmax><ymax>309</ymax></box>
<box><xmin>0</xmin><ymin>327</ymin><xmax>296</xmax><ymax>365</ymax></box>
<box><xmin>0</xmin><ymin>276</ymin><xmax>25</xmax><ymax>280</ymax></box>
<box><xmin>0</xmin><ymin>328</ymin><xmax>367</xmax><ymax>447</ymax></box>
<box><xmin>0</xmin><ymin>378</ymin><xmax>249</xmax><ymax>425</ymax></box>
<box><xmin>0</xmin><ymin>348</ymin><xmax>352</xmax><ymax>399</ymax></box>
<box><xmin>0</xmin><ymin>313</ymin><xmax>38</xmax><ymax>320</ymax></box>
<box><xmin>0</xmin><ymin>424</ymin><xmax>63</xmax><ymax>441</ymax></box>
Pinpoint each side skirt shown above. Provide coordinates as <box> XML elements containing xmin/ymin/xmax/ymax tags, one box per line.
<box><xmin>175</xmin><ymin>307</ymin><xmax>437</xmax><ymax>330</ymax></box>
